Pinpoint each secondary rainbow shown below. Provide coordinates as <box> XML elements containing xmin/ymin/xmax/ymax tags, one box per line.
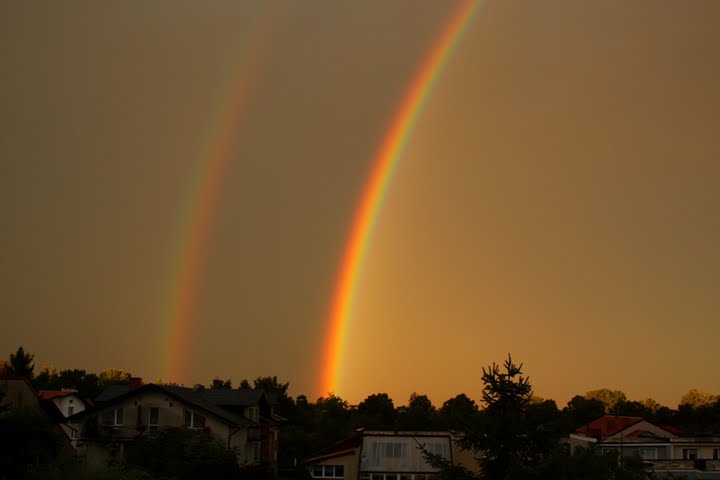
<box><xmin>320</xmin><ymin>0</ymin><xmax>484</xmax><ymax>396</ymax></box>
<box><xmin>162</xmin><ymin>6</ymin><xmax>278</xmax><ymax>383</ymax></box>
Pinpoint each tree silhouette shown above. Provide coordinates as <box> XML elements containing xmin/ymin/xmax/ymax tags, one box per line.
<box><xmin>398</xmin><ymin>393</ymin><xmax>437</xmax><ymax>430</ymax></box>
<box><xmin>98</xmin><ymin>368</ymin><xmax>131</xmax><ymax>386</ymax></box>
<box><xmin>439</xmin><ymin>394</ymin><xmax>479</xmax><ymax>431</ymax></box>
<box><xmin>357</xmin><ymin>393</ymin><xmax>396</xmax><ymax>428</ymax></box>
<box><xmin>584</xmin><ymin>388</ymin><xmax>627</xmax><ymax>413</ymax></box>
<box><xmin>469</xmin><ymin>354</ymin><xmax>533</xmax><ymax>479</ymax></box>
<box><xmin>210</xmin><ymin>378</ymin><xmax>232</xmax><ymax>389</ymax></box>
<box><xmin>9</xmin><ymin>346</ymin><xmax>35</xmax><ymax>379</ymax></box>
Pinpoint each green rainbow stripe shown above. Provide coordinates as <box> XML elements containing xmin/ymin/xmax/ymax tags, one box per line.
<box><xmin>162</xmin><ymin>5</ymin><xmax>278</xmax><ymax>383</ymax></box>
<box><xmin>320</xmin><ymin>0</ymin><xmax>484</xmax><ymax>396</ymax></box>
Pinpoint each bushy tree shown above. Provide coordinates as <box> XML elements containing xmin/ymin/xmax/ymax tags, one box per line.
<box><xmin>0</xmin><ymin>407</ymin><xmax>64</xmax><ymax>478</ymax></box>
<box><xmin>439</xmin><ymin>394</ymin><xmax>479</xmax><ymax>431</ymax></box>
<box><xmin>398</xmin><ymin>393</ymin><xmax>437</xmax><ymax>430</ymax></box>
<box><xmin>210</xmin><ymin>378</ymin><xmax>232</xmax><ymax>389</ymax></box>
<box><xmin>562</xmin><ymin>395</ymin><xmax>605</xmax><ymax>431</ymax></box>
<box><xmin>9</xmin><ymin>346</ymin><xmax>35</xmax><ymax>379</ymax></box>
<box><xmin>679</xmin><ymin>388</ymin><xmax>717</xmax><ymax>409</ymax></box>
<box><xmin>584</xmin><ymin>388</ymin><xmax>627</xmax><ymax>414</ymax></box>
<box><xmin>357</xmin><ymin>393</ymin><xmax>396</xmax><ymax>428</ymax></box>
<box><xmin>124</xmin><ymin>427</ymin><xmax>240</xmax><ymax>480</ymax></box>
<box><xmin>33</xmin><ymin>365</ymin><xmax>60</xmax><ymax>391</ymax></box>
<box><xmin>98</xmin><ymin>368</ymin><xmax>131</xmax><ymax>387</ymax></box>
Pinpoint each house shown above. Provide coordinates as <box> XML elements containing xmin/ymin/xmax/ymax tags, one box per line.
<box><xmin>570</xmin><ymin>415</ymin><xmax>720</xmax><ymax>477</ymax></box>
<box><xmin>38</xmin><ymin>389</ymin><xmax>89</xmax><ymax>448</ymax></box>
<box><xmin>1</xmin><ymin>375</ymin><xmax>78</xmax><ymax>450</ymax></box>
<box><xmin>69</xmin><ymin>381</ymin><xmax>281</xmax><ymax>473</ymax></box>
<box><xmin>303</xmin><ymin>430</ymin><xmax>476</xmax><ymax>480</ymax></box>
<box><xmin>38</xmin><ymin>389</ymin><xmax>88</xmax><ymax>418</ymax></box>
<box><xmin>0</xmin><ymin>375</ymin><xmax>40</xmax><ymax>410</ymax></box>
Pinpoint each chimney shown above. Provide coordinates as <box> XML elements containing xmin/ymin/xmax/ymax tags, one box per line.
<box><xmin>129</xmin><ymin>377</ymin><xmax>143</xmax><ymax>390</ymax></box>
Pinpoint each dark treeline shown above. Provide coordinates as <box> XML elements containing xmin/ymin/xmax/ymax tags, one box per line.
<box><xmin>3</xmin><ymin>346</ymin><xmax>720</xmax><ymax>479</ymax></box>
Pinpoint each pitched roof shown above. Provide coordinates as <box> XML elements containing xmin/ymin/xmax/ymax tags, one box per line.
<box><xmin>94</xmin><ymin>385</ymin><xmax>131</xmax><ymax>402</ymax></box>
<box><xmin>90</xmin><ymin>384</ymin><xmax>258</xmax><ymax>427</ymax></box>
<box><xmin>576</xmin><ymin>416</ymin><xmax>644</xmax><ymax>437</ymax></box>
<box><xmin>303</xmin><ymin>432</ymin><xmax>363</xmax><ymax>464</ymax></box>
<box><xmin>38</xmin><ymin>390</ymin><xmax>79</xmax><ymax>401</ymax></box>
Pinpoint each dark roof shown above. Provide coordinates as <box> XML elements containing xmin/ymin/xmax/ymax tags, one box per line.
<box><xmin>95</xmin><ymin>385</ymin><xmax>130</xmax><ymax>402</ymax></box>
<box><xmin>303</xmin><ymin>432</ymin><xmax>363</xmax><ymax>464</ymax></box>
<box><xmin>201</xmin><ymin>389</ymin><xmax>266</xmax><ymax>407</ymax></box>
<box><xmin>162</xmin><ymin>386</ymin><xmax>250</xmax><ymax>425</ymax></box>
<box><xmin>89</xmin><ymin>384</ymin><xmax>266</xmax><ymax>426</ymax></box>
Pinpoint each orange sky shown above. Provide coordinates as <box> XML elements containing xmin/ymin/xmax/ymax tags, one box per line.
<box><xmin>1</xmin><ymin>0</ymin><xmax>719</xmax><ymax>409</ymax></box>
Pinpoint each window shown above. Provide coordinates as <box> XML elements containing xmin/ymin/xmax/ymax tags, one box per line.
<box><xmin>183</xmin><ymin>409</ymin><xmax>206</xmax><ymax>429</ymax></box>
<box><xmin>639</xmin><ymin>448</ymin><xmax>657</xmax><ymax>460</ymax></box>
<box><xmin>67</xmin><ymin>406</ymin><xmax>74</xmax><ymax>416</ymax></box>
<box><xmin>311</xmin><ymin>465</ymin><xmax>345</xmax><ymax>479</ymax></box>
<box><xmin>683</xmin><ymin>448</ymin><xmax>698</xmax><ymax>460</ymax></box>
<box><xmin>374</xmin><ymin>441</ymin><xmax>405</xmax><ymax>460</ymax></box>
<box><xmin>422</xmin><ymin>441</ymin><xmax>448</xmax><ymax>459</ymax></box>
<box><xmin>246</xmin><ymin>406</ymin><xmax>260</xmax><ymax>423</ymax></box>
<box><xmin>713</xmin><ymin>449</ymin><xmax>720</xmax><ymax>460</ymax></box>
<box><xmin>148</xmin><ymin>407</ymin><xmax>159</xmax><ymax>432</ymax></box>
<box><xmin>101</xmin><ymin>408</ymin><xmax>124</xmax><ymax>426</ymax></box>
<box><xmin>70</xmin><ymin>429</ymin><xmax>77</xmax><ymax>439</ymax></box>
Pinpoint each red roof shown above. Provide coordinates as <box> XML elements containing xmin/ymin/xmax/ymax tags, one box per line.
<box><xmin>576</xmin><ymin>416</ymin><xmax>643</xmax><ymax>437</ymax></box>
<box><xmin>38</xmin><ymin>390</ymin><xmax>77</xmax><ymax>400</ymax></box>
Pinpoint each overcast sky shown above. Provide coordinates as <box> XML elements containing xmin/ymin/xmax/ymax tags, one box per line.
<box><xmin>1</xmin><ymin>0</ymin><xmax>719</xmax><ymax>408</ymax></box>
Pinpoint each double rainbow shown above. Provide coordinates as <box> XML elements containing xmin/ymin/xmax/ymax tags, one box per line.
<box><xmin>320</xmin><ymin>0</ymin><xmax>483</xmax><ymax>396</ymax></box>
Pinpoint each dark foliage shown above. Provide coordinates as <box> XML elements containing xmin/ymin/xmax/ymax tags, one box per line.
<box><xmin>9</xmin><ymin>346</ymin><xmax>35</xmax><ymax>379</ymax></box>
<box><xmin>0</xmin><ymin>407</ymin><xmax>65</xmax><ymax>479</ymax></box>
<box><xmin>124</xmin><ymin>427</ymin><xmax>240</xmax><ymax>480</ymax></box>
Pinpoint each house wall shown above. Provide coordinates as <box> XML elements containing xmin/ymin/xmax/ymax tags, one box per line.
<box><xmin>359</xmin><ymin>435</ymin><xmax>451</xmax><ymax>474</ymax></box>
<box><xmin>669</xmin><ymin>443</ymin><xmax>720</xmax><ymax>460</ymax></box>
<box><xmin>450</xmin><ymin>436</ymin><xmax>478</xmax><ymax>473</ymax></box>
<box><xmin>610</xmin><ymin>420</ymin><xmax>674</xmax><ymax>440</ymax></box>
<box><xmin>53</xmin><ymin>394</ymin><xmax>85</xmax><ymax>417</ymax></box>
<box><xmin>310</xmin><ymin>452</ymin><xmax>360</xmax><ymax>480</ymax></box>
<box><xmin>0</xmin><ymin>378</ymin><xmax>38</xmax><ymax>409</ymax></box>
<box><xmin>80</xmin><ymin>390</ymin><xmax>256</xmax><ymax>466</ymax></box>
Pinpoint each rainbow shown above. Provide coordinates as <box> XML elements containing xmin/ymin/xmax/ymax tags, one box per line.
<box><xmin>320</xmin><ymin>0</ymin><xmax>483</xmax><ymax>396</ymax></box>
<box><xmin>162</xmin><ymin>5</ymin><xmax>278</xmax><ymax>383</ymax></box>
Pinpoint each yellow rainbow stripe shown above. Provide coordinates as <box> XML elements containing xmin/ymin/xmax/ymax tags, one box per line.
<box><xmin>320</xmin><ymin>0</ymin><xmax>483</xmax><ymax>396</ymax></box>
